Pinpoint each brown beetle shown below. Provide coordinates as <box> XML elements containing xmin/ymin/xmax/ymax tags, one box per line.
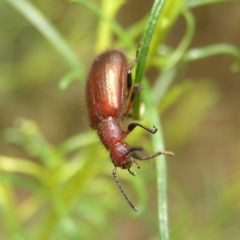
<box><xmin>85</xmin><ymin>49</ymin><xmax>173</xmax><ymax>211</ymax></box>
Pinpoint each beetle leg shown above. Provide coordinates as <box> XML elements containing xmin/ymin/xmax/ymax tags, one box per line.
<box><xmin>128</xmin><ymin>46</ymin><xmax>139</xmax><ymax>72</ymax></box>
<box><xmin>131</xmin><ymin>151</ymin><xmax>174</xmax><ymax>160</ymax></box>
<box><xmin>125</xmin><ymin>146</ymin><xmax>143</xmax><ymax>155</ymax></box>
<box><xmin>126</xmin><ymin>47</ymin><xmax>140</xmax><ymax>98</ymax></box>
<box><xmin>133</xmin><ymin>160</ymin><xmax>141</xmax><ymax>169</ymax></box>
<box><xmin>125</xmin><ymin>123</ymin><xmax>158</xmax><ymax>135</ymax></box>
<box><xmin>124</xmin><ymin>84</ymin><xmax>143</xmax><ymax>117</ymax></box>
<box><xmin>128</xmin><ymin>168</ymin><xmax>136</xmax><ymax>176</ymax></box>
<box><xmin>126</xmin><ymin>69</ymin><xmax>133</xmax><ymax>97</ymax></box>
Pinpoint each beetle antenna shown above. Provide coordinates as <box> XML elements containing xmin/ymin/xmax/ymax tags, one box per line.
<box><xmin>112</xmin><ymin>167</ymin><xmax>138</xmax><ymax>212</ymax></box>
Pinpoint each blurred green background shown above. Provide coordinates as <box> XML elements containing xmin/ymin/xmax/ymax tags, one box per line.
<box><xmin>0</xmin><ymin>0</ymin><xmax>240</xmax><ymax>239</ymax></box>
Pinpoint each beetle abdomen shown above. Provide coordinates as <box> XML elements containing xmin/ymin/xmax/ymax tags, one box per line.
<box><xmin>86</xmin><ymin>50</ymin><xmax>128</xmax><ymax>129</ymax></box>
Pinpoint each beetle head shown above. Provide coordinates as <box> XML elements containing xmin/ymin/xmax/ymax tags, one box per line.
<box><xmin>110</xmin><ymin>142</ymin><xmax>133</xmax><ymax>169</ymax></box>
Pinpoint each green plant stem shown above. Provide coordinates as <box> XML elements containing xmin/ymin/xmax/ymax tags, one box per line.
<box><xmin>131</xmin><ymin>0</ymin><xmax>169</xmax><ymax>238</ymax></box>
<box><xmin>73</xmin><ymin>0</ymin><xmax>135</xmax><ymax>49</ymax></box>
<box><xmin>133</xmin><ymin>0</ymin><xmax>167</xmax><ymax>119</ymax></box>
<box><xmin>162</xmin><ymin>10</ymin><xmax>195</xmax><ymax>70</ymax></box>
<box><xmin>142</xmin><ymin>78</ymin><xmax>169</xmax><ymax>240</ymax></box>
<box><xmin>153</xmin><ymin>68</ymin><xmax>177</xmax><ymax>104</ymax></box>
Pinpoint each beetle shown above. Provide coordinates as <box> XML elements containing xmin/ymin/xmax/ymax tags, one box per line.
<box><xmin>85</xmin><ymin>49</ymin><xmax>173</xmax><ymax>211</ymax></box>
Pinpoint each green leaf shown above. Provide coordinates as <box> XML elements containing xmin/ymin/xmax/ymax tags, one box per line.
<box><xmin>183</xmin><ymin>44</ymin><xmax>240</xmax><ymax>72</ymax></box>
<box><xmin>6</xmin><ymin>0</ymin><xmax>84</xmax><ymax>72</ymax></box>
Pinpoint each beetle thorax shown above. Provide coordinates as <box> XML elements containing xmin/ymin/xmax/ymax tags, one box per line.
<box><xmin>97</xmin><ymin>117</ymin><xmax>125</xmax><ymax>150</ymax></box>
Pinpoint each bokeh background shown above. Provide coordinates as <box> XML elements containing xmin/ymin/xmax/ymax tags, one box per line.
<box><xmin>0</xmin><ymin>0</ymin><xmax>240</xmax><ymax>239</ymax></box>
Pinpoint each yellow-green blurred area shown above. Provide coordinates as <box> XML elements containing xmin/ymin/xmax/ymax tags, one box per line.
<box><xmin>0</xmin><ymin>0</ymin><xmax>240</xmax><ymax>239</ymax></box>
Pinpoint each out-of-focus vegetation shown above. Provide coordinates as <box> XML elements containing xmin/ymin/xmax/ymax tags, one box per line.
<box><xmin>0</xmin><ymin>0</ymin><xmax>240</xmax><ymax>239</ymax></box>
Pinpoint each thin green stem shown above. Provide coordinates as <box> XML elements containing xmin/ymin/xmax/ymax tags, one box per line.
<box><xmin>73</xmin><ymin>0</ymin><xmax>135</xmax><ymax>49</ymax></box>
<box><xmin>133</xmin><ymin>0</ymin><xmax>167</xmax><ymax>119</ymax></box>
<box><xmin>142</xmin><ymin>78</ymin><xmax>170</xmax><ymax>240</ymax></box>
<box><xmin>153</xmin><ymin>68</ymin><xmax>177</xmax><ymax>104</ymax></box>
<box><xmin>162</xmin><ymin>10</ymin><xmax>195</xmax><ymax>70</ymax></box>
